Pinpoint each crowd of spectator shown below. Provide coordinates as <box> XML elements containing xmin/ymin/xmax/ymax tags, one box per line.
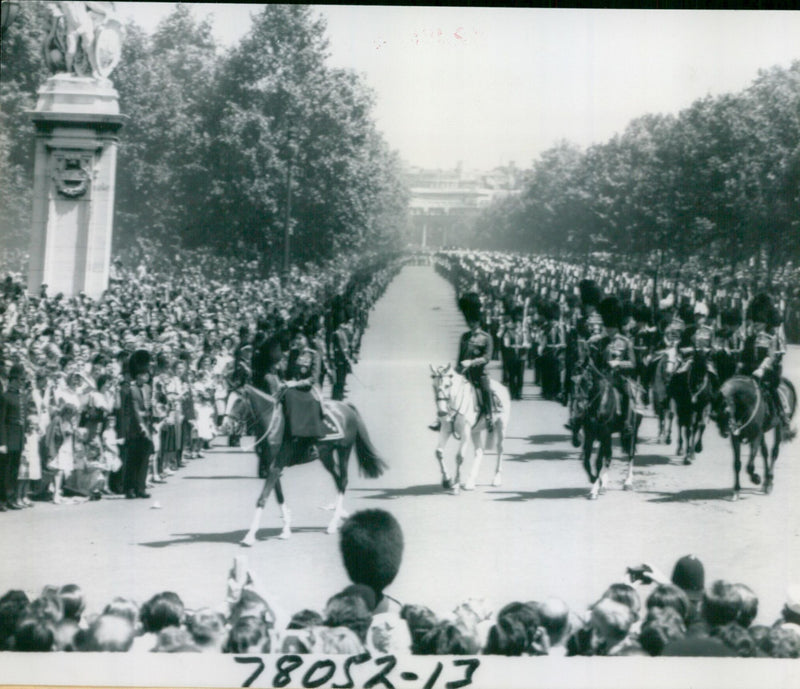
<box><xmin>0</xmin><ymin>240</ymin><xmax>403</xmax><ymax>509</ymax></box>
<box><xmin>1</xmin><ymin>507</ymin><xmax>798</xmax><ymax>657</ymax></box>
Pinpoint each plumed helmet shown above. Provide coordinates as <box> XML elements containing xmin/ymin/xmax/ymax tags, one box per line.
<box><xmin>579</xmin><ymin>279</ymin><xmax>602</xmax><ymax>308</ymax></box>
<box><xmin>746</xmin><ymin>293</ymin><xmax>773</xmax><ymax>324</ymax></box>
<box><xmin>339</xmin><ymin>509</ymin><xmax>404</xmax><ymax>595</ymax></box>
<box><xmin>597</xmin><ymin>296</ymin><xmax>623</xmax><ymax>329</ymax></box>
<box><xmin>633</xmin><ymin>302</ymin><xmax>652</xmax><ymax>325</ymax></box>
<box><xmin>128</xmin><ymin>349</ymin><xmax>152</xmax><ymax>377</ymax></box>
<box><xmin>458</xmin><ymin>292</ymin><xmax>482</xmax><ymax>323</ymax></box>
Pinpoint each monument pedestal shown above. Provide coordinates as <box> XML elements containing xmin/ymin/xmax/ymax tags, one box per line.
<box><xmin>27</xmin><ymin>75</ymin><xmax>124</xmax><ymax>299</ymax></box>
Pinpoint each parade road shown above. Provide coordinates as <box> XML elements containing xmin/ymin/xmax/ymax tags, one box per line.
<box><xmin>3</xmin><ymin>265</ymin><xmax>799</xmax><ymax>626</ymax></box>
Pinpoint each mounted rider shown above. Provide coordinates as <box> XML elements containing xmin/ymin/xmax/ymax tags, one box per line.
<box><xmin>429</xmin><ymin>292</ymin><xmax>495</xmax><ymax>433</ymax></box>
<box><xmin>740</xmin><ymin>293</ymin><xmax>796</xmax><ymax>439</ymax></box>
<box><xmin>677</xmin><ymin>301</ymin><xmax>719</xmax><ymax>391</ymax></box>
<box><xmin>282</xmin><ymin>325</ymin><xmax>325</xmax><ymax>463</ymax></box>
<box><xmin>630</xmin><ymin>302</ymin><xmax>657</xmax><ymax>404</ymax></box>
<box><xmin>589</xmin><ymin>296</ymin><xmax>646</xmax><ymax>421</ymax></box>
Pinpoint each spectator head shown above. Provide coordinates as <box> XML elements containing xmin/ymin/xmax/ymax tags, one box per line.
<box><xmin>185</xmin><ymin>608</ymin><xmax>227</xmax><ymax>652</ymax></box>
<box><xmin>228</xmin><ymin>588</ymin><xmax>276</xmax><ymax>629</ymax></box>
<box><xmin>639</xmin><ymin>607</ymin><xmax>686</xmax><ymax>656</ymax></box>
<box><xmin>287</xmin><ymin>609</ymin><xmax>324</xmax><ymax>630</ymax></box>
<box><xmin>13</xmin><ymin>616</ymin><xmax>56</xmax><ymax>651</ymax></box>
<box><xmin>140</xmin><ymin>592</ymin><xmax>184</xmax><ymax>633</ymax></box>
<box><xmin>400</xmin><ymin>604</ymin><xmax>438</xmax><ymax>653</ymax></box>
<box><xmin>58</xmin><ymin>584</ymin><xmax>85</xmax><ymax>623</ymax></box>
<box><xmin>764</xmin><ymin>626</ymin><xmax>800</xmax><ymax>658</ymax></box>
<box><xmin>781</xmin><ymin>585</ymin><xmax>800</xmax><ymax>626</ymax></box>
<box><xmin>484</xmin><ymin>602</ymin><xmax>547</xmax><ymax>656</ymax></box>
<box><xmin>601</xmin><ymin>583</ymin><xmax>641</xmax><ymax>622</ymax></box>
<box><xmin>0</xmin><ymin>590</ymin><xmax>30</xmax><ymax>650</ymax></box>
<box><xmin>733</xmin><ymin>583</ymin><xmax>758</xmax><ymax>628</ymax></box>
<box><xmin>324</xmin><ymin>591</ymin><xmax>374</xmax><ymax>644</ymax></box>
<box><xmin>30</xmin><ymin>589</ymin><xmax>64</xmax><ymax>626</ymax></box>
<box><xmin>102</xmin><ymin>597</ymin><xmax>140</xmax><ymax>627</ymax></box>
<box><xmin>646</xmin><ymin>584</ymin><xmax>690</xmax><ymax>625</ymax></box>
<box><xmin>78</xmin><ymin>615</ymin><xmax>134</xmax><ymax>652</ymax></box>
<box><xmin>712</xmin><ymin>622</ymin><xmax>757</xmax><ymax>657</ymax></box>
<box><xmin>309</xmin><ymin>625</ymin><xmax>366</xmax><ymax>655</ymax></box>
<box><xmin>671</xmin><ymin>554</ymin><xmax>705</xmax><ymax>615</ymax></box>
<box><xmin>53</xmin><ymin>619</ymin><xmax>79</xmax><ymax>651</ymax></box>
<box><xmin>152</xmin><ymin>625</ymin><xmax>200</xmax><ymax>653</ymax></box>
<box><xmin>537</xmin><ymin>597</ymin><xmax>571</xmax><ymax>648</ymax></box>
<box><xmin>339</xmin><ymin>509</ymin><xmax>404</xmax><ymax>599</ymax></box>
<box><xmin>224</xmin><ymin>616</ymin><xmax>269</xmax><ymax>654</ymax></box>
<box><xmin>416</xmin><ymin>620</ymin><xmax>480</xmax><ymax>656</ymax></box>
<box><xmin>702</xmin><ymin>580</ymin><xmax>743</xmax><ymax>627</ymax></box>
<box><xmin>367</xmin><ymin>611</ymin><xmax>412</xmax><ymax>654</ymax></box>
<box><xmin>589</xmin><ymin>598</ymin><xmax>635</xmax><ymax>654</ymax></box>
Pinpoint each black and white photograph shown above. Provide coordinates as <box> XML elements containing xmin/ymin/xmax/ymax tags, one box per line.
<box><xmin>1</xmin><ymin>3</ymin><xmax>799</xmax><ymax>688</ymax></box>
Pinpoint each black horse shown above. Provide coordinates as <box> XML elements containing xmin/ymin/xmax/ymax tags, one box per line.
<box><xmin>569</xmin><ymin>364</ymin><xmax>642</xmax><ymax>499</ymax></box>
<box><xmin>715</xmin><ymin>375</ymin><xmax>797</xmax><ymax>500</ymax></box>
<box><xmin>223</xmin><ymin>385</ymin><xmax>386</xmax><ymax>545</ymax></box>
<box><xmin>670</xmin><ymin>353</ymin><xmax>715</xmax><ymax>465</ymax></box>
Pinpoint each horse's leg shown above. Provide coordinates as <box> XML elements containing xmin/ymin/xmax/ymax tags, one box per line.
<box><xmin>452</xmin><ymin>430</ymin><xmax>469</xmax><ymax>495</ymax></box>
<box><xmin>746</xmin><ymin>433</ymin><xmax>761</xmax><ymax>485</ymax></box>
<box><xmin>763</xmin><ymin>430</ymin><xmax>777</xmax><ymax>495</ymax></box>
<box><xmin>435</xmin><ymin>425</ymin><xmax>452</xmax><ymax>490</ymax></box>
<box><xmin>599</xmin><ymin>432</ymin><xmax>612</xmax><ymax>494</ymax></box>
<box><xmin>731</xmin><ymin>437</ymin><xmax>742</xmax><ymax>501</ymax></box>
<box><xmin>463</xmin><ymin>428</ymin><xmax>484</xmax><ymax>490</ymax></box>
<box><xmin>694</xmin><ymin>405</ymin><xmax>708</xmax><ymax>454</ymax></box>
<box><xmin>273</xmin><ymin>478</ymin><xmax>292</xmax><ymax>540</ymax></box>
<box><xmin>623</xmin><ymin>416</ymin><xmax>639</xmax><ymax>491</ymax></box>
<box><xmin>323</xmin><ymin>447</ymin><xmax>349</xmax><ymax>534</ymax></box>
<box><xmin>492</xmin><ymin>421</ymin><xmax>504</xmax><ymax>487</ymax></box>
<box><xmin>241</xmin><ymin>464</ymin><xmax>282</xmax><ymax>547</ymax></box>
<box><xmin>665</xmin><ymin>401</ymin><xmax>674</xmax><ymax>445</ymax></box>
<box><xmin>583</xmin><ymin>427</ymin><xmax>595</xmax><ymax>485</ymax></box>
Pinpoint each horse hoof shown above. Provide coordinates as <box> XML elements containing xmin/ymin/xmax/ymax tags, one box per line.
<box><xmin>240</xmin><ymin>536</ymin><xmax>255</xmax><ymax>548</ymax></box>
<box><xmin>451</xmin><ymin>485</ymin><xmax>461</xmax><ymax>496</ymax></box>
<box><xmin>749</xmin><ymin>473</ymin><xmax>761</xmax><ymax>485</ymax></box>
<box><xmin>442</xmin><ymin>478</ymin><xmax>453</xmax><ymax>490</ymax></box>
<box><xmin>571</xmin><ymin>437</ymin><xmax>581</xmax><ymax>448</ymax></box>
<box><xmin>623</xmin><ymin>482</ymin><xmax>633</xmax><ymax>491</ymax></box>
<box><xmin>461</xmin><ymin>482</ymin><xmax>475</xmax><ymax>491</ymax></box>
<box><xmin>278</xmin><ymin>529</ymin><xmax>291</xmax><ymax>540</ymax></box>
<box><xmin>764</xmin><ymin>480</ymin><xmax>773</xmax><ymax>495</ymax></box>
<box><xmin>492</xmin><ymin>474</ymin><xmax>502</xmax><ymax>487</ymax></box>
<box><xmin>683</xmin><ymin>457</ymin><xmax>692</xmax><ymax>465</ymax></box>
<box><xmin>587</xmin><ymin>492</ymin><xmax>598</xmax><ymax>500</ymax></box>
<box><xmin>695</xmin><ymin>441</ymin><xmax>703</xmax><ymax>453</ymax></box>
<box><xmin>731</xmin><ymin>492</ymin><xmax>739</xmax><ymax>502</ymax></box>
<box><xmin>326</xmin><ymin>523</ymin><xmax>340</xmax><ymax>535</ymax></box>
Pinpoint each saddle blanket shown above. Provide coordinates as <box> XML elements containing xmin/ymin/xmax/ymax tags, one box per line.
<box><xmin>320</xmin><ymin>404</ymin><xmax>345</xmax><ymax>441</ymax></box>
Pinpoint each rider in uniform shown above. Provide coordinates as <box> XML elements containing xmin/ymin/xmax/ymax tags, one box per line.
<box><xmin>631</xmin><ymin>302</ymin><xmax>657</xmax><ymax>405</ymax></box>
<box><xmin>741</xmin><ymin>293</ymin><xmax>795</xmax><ymax>439</ymax></box>
<box><xmin>428</xmin><ymin>292</ymin><xmax>495</xmax><ymax>433</ymax></box>
<box><xmin>590</xmin><ymin>296</ymin><xmax>645</xmax><ymax>421</ymax></box>
<box><xmin>282</xmin><ymin>326</ymin><xmax>325</xmax><ymax>462</ymax></box>
<box><xmin>677</xmin><ymin>302</ymin><xmax>718</xmax><ymax>390</ymax></box>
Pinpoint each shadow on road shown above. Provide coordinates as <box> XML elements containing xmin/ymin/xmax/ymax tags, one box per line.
<box><xmin>489</xmin><ymin>487</ymin><xmax>588</xmax><ymax>502</ymax></box>
<box><xmin>348</xmin><ymin>484</ymin><xmax>448</xmax><ymax>500</ymax></box>
<box><xmin>643</xmin><ymin>488</ymin><xmax>733</xmax><ymax>503</ymax></box>
<box><xmin>632</xmin><ymin>454</ymin><xmax>672</xmax><ymax>466</ymax></box>
<box><xmin>506</xmin><ymin>434</ymin><xmax>572</xmax><ymax>445</ymax></box>
<box><xmin>139</xmin><ymin>527</ymin><xmax>327</xmax><ymax>548</ymax></box>
<box><xmin>508</xmin><ymin>449</ymin><xmax>575</xmax><ymax>462</ymax></box>
<box><xmin>182</xmin><ymin>476</ymin><xmax>258</xmax><ymax>480</ymax></box>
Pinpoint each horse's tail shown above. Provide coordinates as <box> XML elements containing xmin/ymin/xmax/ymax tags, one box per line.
<box><xmin>349</xmin><ymin>403</ymin><xmax>387</xmax><ymax>478</ymax></box>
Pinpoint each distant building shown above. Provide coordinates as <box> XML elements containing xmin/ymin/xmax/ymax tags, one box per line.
<box><xmin>404</xmin><ymin>162</ymin><xmax>522</xmax><ymax>248</ymax></box>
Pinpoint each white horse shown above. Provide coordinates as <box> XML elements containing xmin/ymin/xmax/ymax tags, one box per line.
<box><xmin>430</xmin><ymin>364</ymin><xmax>511</xmax><ymax>494</ymax></box>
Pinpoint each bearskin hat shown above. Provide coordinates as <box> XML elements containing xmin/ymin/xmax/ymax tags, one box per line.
<box><xmin>598</xmin><ymin>296</ymin><xmax>623</xmax><ymax>329</ymax></box>
<box><xmin>339</xmin><ymin>509</ymin><xmax>404</xmax><ymax>595</ymax></box>
<box><xmin>539</xmin><ymin>300</ymin><xmax>559</xmax><ymax>321</ymax></box>
<box><xmin>720</xmin><ymin>308</ymin><xmax>742</xmax><ymax>328</ymax></box>
<box><xmin>128</xmin><ymin>349</ymin><xmax>152</xmax><ymax>377</ymax></box>
<box><xmin>632</xmin><ymin>302</ymin><xmax>652</xmax><ymax>325</ymax></box>
<box><xmin>747</xmin><ymin>293</ymin><xmax>773</xmax><ymax>324</ymax></box>
<box><xmin>579</xmin><ymin>279</ymin><xmax>602</xmax><ymax>308</ymax></box>
<box><xmin>458</xmin><ymin>292</ymin><xmax>482</xmax><ymax>323</ymax></box>
<box><xmin>678</xmin><ymin>302</ymin><xmax>695</xmax><ymax>326</ymax></box>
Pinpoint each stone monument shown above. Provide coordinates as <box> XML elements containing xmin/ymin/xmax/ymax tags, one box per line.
<box><xmin>27</xmin><ymin>1</ymin><xmax>125</xmax><ymax>299</ymax></box>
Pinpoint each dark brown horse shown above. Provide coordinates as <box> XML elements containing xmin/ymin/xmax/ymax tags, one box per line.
<box><xmin>714</xmin><ymin>375</ymin><xmax>796</xmax><ymax>500</ymax></box>
<box><xmin>223</xmin><ymin>385</ymin><xmax>386</xmax><ymax>545</ymax></box>
<box><xmin>670</xmin><ymin>353</ymin><xmax>714</xmax><ymax>465</ymax></box>
<box><xmin>569</xmin><ymin>364</ymin><xmax>642</xmax><ymax>499</ymax></box>
<box><xmin>650</xmin><ymin>349</ymin><xmax>678</xmax><ymax>445</ymax></box>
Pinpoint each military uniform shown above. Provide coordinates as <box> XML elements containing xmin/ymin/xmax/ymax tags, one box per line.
<box><xmin>284</xmin><ymin>344</ymin><xmax>325</xmax><ymax>441</ymax></box>
<box><xmin>457</xmin><ymin>326</ymin><xmax>495</xmax><ymax>427</ymax></box>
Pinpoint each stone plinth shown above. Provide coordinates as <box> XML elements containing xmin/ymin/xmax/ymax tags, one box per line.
<box><xmin>27</xmin><ymin>75</ymin><xmax>124</xmax><ymax>299</ymax></box>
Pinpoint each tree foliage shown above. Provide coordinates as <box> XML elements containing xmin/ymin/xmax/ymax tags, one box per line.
<box><xmin>0</xmin><ymin>4</ymin><xmax>407</xmax><ymax>267</ymax></box>
<box><xmin>474</xmin><ymin>61</ymin><xmax>800</xmax><ymax>276</ymax></box>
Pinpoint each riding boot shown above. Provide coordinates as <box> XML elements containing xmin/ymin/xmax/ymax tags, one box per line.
<box><xmin>428</xmin><ymin>419</ymin><xmax>442</xmax><ymax>432</ymax></box>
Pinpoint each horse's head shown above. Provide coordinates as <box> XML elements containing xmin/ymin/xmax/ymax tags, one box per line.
<box><xmin>430</xmin><ymin>364</ymin><xmax>455</xmax><ymax>419</ymax></box>
<box><xmin>220</xmin><ymin>389</ymin><xmax>248</xmax><ymax>436</ymax></box>
<box><xmin>713</xmin><ymin>382</ymin><xmax>736</xmax><ymax>438</ymax></box>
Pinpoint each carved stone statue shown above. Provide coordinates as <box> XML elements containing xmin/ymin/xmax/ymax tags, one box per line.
<box><xmin>44</xmin><ymin>1</ymin><xmax>123</xmax><ymax>79</ymax></box>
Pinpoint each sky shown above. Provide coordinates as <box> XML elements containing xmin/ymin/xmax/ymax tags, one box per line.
<box><xmin>117</xmin><ymin>4</ymin><xmax>800</xmax><ymax>171</ymax></box>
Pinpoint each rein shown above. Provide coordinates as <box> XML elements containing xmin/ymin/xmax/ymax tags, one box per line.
<box><xmin>233</xmin><ymin>389</ymin><xmax>278</xmax><ymax>452</ymax></box>
<box><xmin>731</xmin><ymin>378</ymin><xmax>762</xmax><ymax>438</ymax></box>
